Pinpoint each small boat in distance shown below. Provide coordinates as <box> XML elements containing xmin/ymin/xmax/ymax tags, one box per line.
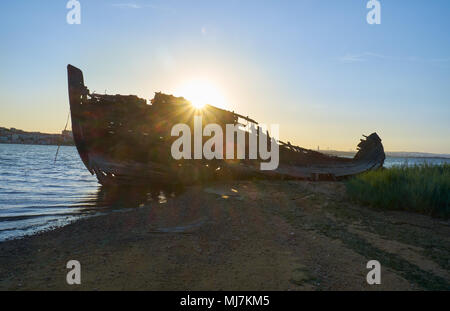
<box><xmin>67</xmin><ymin>65</ymin><xmax>385</xmax><ymax>185</ymax></box>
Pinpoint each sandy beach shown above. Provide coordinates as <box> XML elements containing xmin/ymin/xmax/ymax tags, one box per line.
<box><xmin>0</xmin><ymin>180</ymin><xmax>449</xmax><ymax>291</ymax></box>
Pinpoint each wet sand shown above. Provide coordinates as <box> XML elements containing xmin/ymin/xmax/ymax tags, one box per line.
<box><xmin>0</xmin><ymin>180</ymin><xmax>449</xmax><ymax>290</ymax></box>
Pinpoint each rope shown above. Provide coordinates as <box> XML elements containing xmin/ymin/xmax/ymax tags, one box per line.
<box><xmin>54</xmin><ymin>111</ymin><xmax>71</xmax><ymax>164</ymax></box>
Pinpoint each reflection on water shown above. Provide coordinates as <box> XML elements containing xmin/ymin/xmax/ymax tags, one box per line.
<box><xmin>0</xmin><ymin>144</ymin><xmax>182</xmax><ymax>242</ymax></box>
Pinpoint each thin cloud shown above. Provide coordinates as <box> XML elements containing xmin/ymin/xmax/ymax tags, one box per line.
<box><xmin>339</xmin><ymin>52</ymin><xmax>391</xmax><ymax>63</ymax></box>
<box><xmin>111</xmin><ymin>2</ymin><xmax>174</xmax><ymax>12</ymax></box>
<box><xmin>112</xmin><ymin>3</ymin><xmax>142</xmax><ymax>9</ymax></box>
<box><xmin>339</xmin><ymin>54</ymin><xmax>366</xmax><ymax>63</ymax></box>
<box><xmin>339</xmin><ymin>52</ymin><xmax>450</xmax><ymax>64</ymax></box>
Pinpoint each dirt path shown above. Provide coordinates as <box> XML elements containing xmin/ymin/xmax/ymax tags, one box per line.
<box><xmin>0</xmin><ymin>180</ymin><xmax>449</xmax><ymax>290</ymax></box>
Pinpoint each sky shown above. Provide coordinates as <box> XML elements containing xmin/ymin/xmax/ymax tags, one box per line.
<box><xmin>0</xmin><ymin>0</ymin><xmax>449</xmax><ymax>153</ymax></box>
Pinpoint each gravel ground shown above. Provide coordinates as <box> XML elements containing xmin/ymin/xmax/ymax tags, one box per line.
<box><xmin>0</xmin><ymin>180</ymin><xmax>449</xmax><ymax>290</ymax></box>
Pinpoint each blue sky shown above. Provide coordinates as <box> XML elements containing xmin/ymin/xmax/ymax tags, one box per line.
<box><xmin>0</xmin><ymin>0</ymin><xmax>449</xmax><ymax>153</ymax></box>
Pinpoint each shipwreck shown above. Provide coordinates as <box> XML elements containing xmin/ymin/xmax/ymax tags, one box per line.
<box><xmin>67</xmin><ymin>65</ymin><xmax>385</xmax><ymax>185</ymax></box>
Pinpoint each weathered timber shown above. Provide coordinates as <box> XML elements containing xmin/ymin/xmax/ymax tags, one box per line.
<box><xmin>67</xmin><ymin>65</ymin><xmax>385</xmax><ymax>185</ymax></box>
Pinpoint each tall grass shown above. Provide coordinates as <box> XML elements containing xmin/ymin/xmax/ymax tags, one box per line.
<box><xmin>346</xmin><ymin>164</ymin><xmax>450</xmax><ymax>218</ymax></box>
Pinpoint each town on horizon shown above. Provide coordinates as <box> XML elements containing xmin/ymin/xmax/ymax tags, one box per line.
<box><xmin>0</xmin><ymin>126</ymin><xmax>73</xmax><ymax>146</ymax></box>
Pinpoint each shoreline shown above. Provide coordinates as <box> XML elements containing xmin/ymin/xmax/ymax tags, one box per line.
<box><xmin>0</xmin><ymin>180</ymin><xmax>449</xmax><ymax>290</ymax></box>
<box><xmin>1</xmin><ymin>143</ymin><xmax>449</xmax><ymax>159</ymax></box>
<box><xmin>0</xmin><ymin>142</ymin><xmax>74</xmax><ymax>147</ymax></box>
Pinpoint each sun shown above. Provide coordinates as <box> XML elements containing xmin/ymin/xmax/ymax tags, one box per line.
<box><xmin>192</xmin><ymin>101</ymin><xmax>206</xmax><ymax>109</ymax></box>
<box><xmin>175</xmin><ymin>79</ymin><xmax>227</xmax><ymax>110</ymax></box>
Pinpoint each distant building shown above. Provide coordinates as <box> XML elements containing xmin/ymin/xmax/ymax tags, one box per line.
<box><xmin>0</xmin><ymin>127</ymin><xmax>74</xmax><ymax>146</ymax></box>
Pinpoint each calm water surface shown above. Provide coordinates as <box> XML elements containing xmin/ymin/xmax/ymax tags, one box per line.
<box><xmin>0</xmin><ymin>144</ymin><xmax>448</xmax><ymax>241</ymax></box>
<box><xmin>0</xmin><ymin>144</ymin><xmax>100</xmax><ymax>241</ymax></box>
<box><xmin>0</xmin><ymin>144</ymin><xmax>176</xmax><ymax>242</ymax></box>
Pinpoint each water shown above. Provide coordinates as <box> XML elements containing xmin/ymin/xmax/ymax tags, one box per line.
<box><xmin>0</xmin><ymin>144</ymin><xmax>449</xmax><ymax>242</ymax></box>
<box><xmin>384</xmin><ymin>156</ymin><xmax>450</xmax><ymax>168</ymax></box>
<box><xmin>0</xmin><ymin>144</ymin><xmax>100</xmax><ymax>241</ymax></box>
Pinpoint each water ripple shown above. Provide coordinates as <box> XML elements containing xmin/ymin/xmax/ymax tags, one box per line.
<box><xmin>0</xmin><ymin>144</ymin><xmax>99</xmax><ymax>241</ymax></box>
<box><xmin>0</xmin><ymin>144</ymin><xmax>180</xmax><ymax>242</ymax></box>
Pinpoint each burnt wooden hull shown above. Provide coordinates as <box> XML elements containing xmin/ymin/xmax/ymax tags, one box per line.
<box><xmin>67</xmin><ymin>65</ymin><xmax>385</xmax><ymax>185</ymax></box>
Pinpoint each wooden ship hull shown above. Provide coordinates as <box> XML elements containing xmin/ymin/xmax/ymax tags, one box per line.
<box><xmin>67</xmin><ymin>65</ymin><xmax>385</xmax><ymax>185</ymax></box>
